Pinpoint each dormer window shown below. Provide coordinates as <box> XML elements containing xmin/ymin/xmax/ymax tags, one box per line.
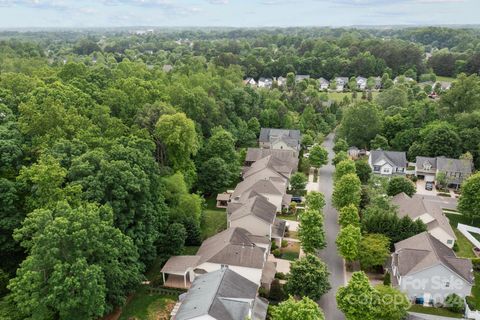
<box><xmin>423</xmin><ymin>161</ymin><xmax>432</xmax><ymax>171</ymax></box>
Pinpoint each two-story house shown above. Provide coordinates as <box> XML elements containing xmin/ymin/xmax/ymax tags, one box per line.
<box><xmin>259</xmin><ymin>128</ymin><xmax>301</xmax><ymax>152</ymax></box>
<box><xmin>391</xmin><ymin>193</ymin><xmax>456</xmax><ymax>248</ymax></box>
<box><xmin>318</xmin><ymin>77</ymin><xmax>330</xmax><ymax>90</ymax></box>
<box><xmin>415</xmin><ymin>156</ymin><xmax>473</xmax><ymax>188</ymax></box>
<box><xmin>391</xmin><ymin>232</ymin><xmax>473</xmax><ymax>305</ymax></box>
<box><xmin>368</xmin><ymin>150</ymin><xmax>408</xmax><ymax>175</ymax></box>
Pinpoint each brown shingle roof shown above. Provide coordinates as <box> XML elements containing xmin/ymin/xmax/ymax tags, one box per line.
<box><xmin>229</xmin><ymin>195</ymin><xmax>277</xmax><ymax>224</ymax></box>
<box><xmin>394</xmin><ymin>232</ymin><xmax>473</xmax><ymax>284</ymax></box>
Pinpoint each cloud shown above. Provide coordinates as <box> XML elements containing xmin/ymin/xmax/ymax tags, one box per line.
<box><xmin>208</xmin><ymin>0</ymin><xmax>229</xmax><ymax>4</ymax></box>
<box><xmin>0</xmin><ymin>0</ymin><xmax>69</xmax><ymax>9</ymax></box>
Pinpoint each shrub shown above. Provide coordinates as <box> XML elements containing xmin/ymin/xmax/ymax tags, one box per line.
<box><xmin>269</xmin><ymin>279</ymin><xmax>285</xmax><ymax>302</ymax></box>
<box><xmin>275</xmin><ymin>272</ymin><xmax>287</xmax><ymax>280</ymax></box>
<box><xmin>281</xmin><ymin>240</ymin><xmax>288</xmax><ymax>248</ymax></box>
<box><xmin>383</xmin><ymin>271</ymin><xmax>391</xmax><ymax>286</ymax></box>
<box><xmin>271</xmin><ymin>241</ymin><xmax>278</xmax><ymax>251</ymax></box>
<box><xmin>452</xmin><ymin>242</ymin><xmax>459</xmax><ymax>252</ymax></box>
<box><xmin>273</xmin><ymin>249</ymin><xmax>281</xmax><ymax>257</ymax></box>
<box><xmin>444</xmin><ymin>293</ymin><xmax>465</xmax><ymax>313</ymax></box>
<box><xmin>466</xmin><ymin>296</ymin><xmax>477</xmax><ymax>311</ymax></box>
<box><xmin>258</xmin><ymin>286</ymin><xmax>268</xmax><ymax>298</ymax></box>
<box><xmin>472</xmin><ymin>258</ymin><xmax>480</xmax><ymax>271</ymax></box>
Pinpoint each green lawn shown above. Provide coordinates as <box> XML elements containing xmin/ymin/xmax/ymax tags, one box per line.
<box><xmin>327</xmin><ymin>91</ymin><xmax>379</xmax><ymax>103</ymax></box>
<box><xmin>201</xmin><ymin>208</ymin><xmax>227</xmax><ymax>240</ymax></box>
<box><xmin>280</xmin><ymin>242</ymin><xmax>300</xmax><ymax>261</ymax></box>
<box><xmin>436</xmin><ymin>76</ymin><xmax>456</xmax><ymax>83</ymax></box>
<box><xmin>469</xmin><ymin>272</ymin><xmax>480</xmax><ymax>310</ymax></box>
<box><xmin>277</xmin><ymin>214</ymin><xmax>298</xmax><ymax>221</ymax></box>
<box><xmin>446</xmin><ymin>212</ymin><xmax>479</xmax><ymax>259</ymax></box>
<box><xmin>408</xmin><ymin>305</ymin><xmax>463</xmax><ymax>318</ymax></box>
<box><xmin>119</xmin><ymin>287</ymin><xmax>178</xmax><ymax>320</ymax></box>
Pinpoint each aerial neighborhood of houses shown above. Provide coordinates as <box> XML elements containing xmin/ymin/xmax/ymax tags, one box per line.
<box><xmin>243</xmin><ymin>74</ymin><xmax>450</xmax><ymax>94</ymax></box>
<box><xmin>165</xmin><ymin>128</ymin><xmax>301</xmax><ymax>320</ymax></box>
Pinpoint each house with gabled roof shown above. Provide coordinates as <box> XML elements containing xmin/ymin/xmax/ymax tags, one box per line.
<box><xmin>295</xmin><ymin>75</ymin><xmax>310</xmax><ymax>83</ymax></box>
<box><xmin>390</xmin><ymin>232</ymin><xmax>473</xmax><ymax>305</ymax></box>
<box><xmin>227</xmin><ymin>194</ymin><xmax>286</xmax><ymax>245</ymax></box>
<box><xmin>276</xmin><ymin>76</ymin><xmax>286</xmax><ymax>87</ymax></box>
<box><xmin>415</xmin><ymin>156</ymin><xmax>473</xmax><ymax>187</ymax></box>
<box><xmin>244</xmin><ymin>77</ymin><xmax>257</xmax><ymax>87</ymax></box>
<box><xmin>243</xmin><ymin>154</ymin><xmax>294</xmax><ymax>181</ymax></box>
<box><xmin>392</xmin><ymin>193</ymin><xmax>456</xmax><ymax>248</ymax></box>
<box><xmin>161</xmin><ymin>227</ymin><xmax>273</xmax><ymax>289</ymax></box>
<box><xmin>333</xmin><ymin>77</ymin><xmax>349</xmax><ymax>91</ymax></box>
<box><xmin>258</xmin><ymin>77</ymin><xmax>273</xmax><ymax>89</ymax></box>
<box><xmin>318</xmin><ymin>77</ymin><xmax>330</xmax><ymax>90</ymax></box>
<box><xmin>368</xmin><ymin>149</ymin><xmax>408</xmax><ymax>175</ymax></box>
<box><xmin>244</xmin><ymin>148</ymin><xmax>298</xmax><ymax>169</ymax></box>
<box><xmin>259</xmin><ymin>128</ymin><xmax>301</xmax><ymax>152</ymax></box>
<box><xmin>356</xmin><ymin>76</ymin><xmax>367</xmax><ymax>90</ymax></box>
<box><xmin>172</xmin><ymin>267</ymin><xmax>268</xmax><ymax>320</ymax></box>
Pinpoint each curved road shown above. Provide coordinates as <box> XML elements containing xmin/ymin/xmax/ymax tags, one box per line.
<box><xmin>317</xmin><ymin>133</ymin><xmax>346</xmax><ymax>320</ymax></box>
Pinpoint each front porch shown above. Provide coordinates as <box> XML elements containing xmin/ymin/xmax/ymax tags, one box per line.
<box><xmin>163</xmin><ymin>274</ymin><xmax>192</xmax><ymax>289</ymax></box>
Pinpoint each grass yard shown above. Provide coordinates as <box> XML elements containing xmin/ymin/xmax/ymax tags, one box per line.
<box><xmin>446</xmin><ymin>212</ymin><xmax>479</xmax><ymax>259</ymax></box>
<box><xmin>468</xmin><ymin>272</ymin><xmax>480</xmax><ymax>310</ymax></box>
<box><xmin>287</xmin><ymin>230</ymin><xmax>298</xmax><ymax>240</ymax></box>
<box><xmin>327</xmin><ymin>91</ymin><xmax>379</xmax><ymax>103</ymax></box>
<box><xmin>119</xmin><ymin>287</ymin><xmax>178</xmax><ymax>320</ymax></box>
<box><xmin>436</xmin><ymin>75</ymin><xmax>456</xmax><ymax>83</ymax></box>
<box><xmin>277</xmin><ymin>214</ymin><xmax>298</xmax><ymax>221</ymax></box>
<box><xmin>201</xmin><ymin>208</ymin><xmax>227</xmax><ymax>240</ymax></box>
<box><xmin>408</xmin><ymin>305</ymin><xmax>463</xmax><ymax>318</ymax></box>
<box><xmin>280</xmin><ymin>242</ymin><xmax>300</xmax><ymax>261</ymax></box>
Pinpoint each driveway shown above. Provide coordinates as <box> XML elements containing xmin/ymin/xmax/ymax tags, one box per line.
<box><xmin>317</xmin><ymin>133</ymin><xmax>346</xmax><ymax>320</ymax></box>
<box><xmin>416</xmin><ymin>180</ymin><xmax>437</xmax><ymax>196</ymax></box>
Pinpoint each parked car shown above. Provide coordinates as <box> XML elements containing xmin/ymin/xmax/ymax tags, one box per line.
<box><xmin>291</xmin><ymin>196</ymin><xmax>303</xmax><ymax>203</ymax></box>
<box><xmin>425</xmin><ymin>181</ymin><xmax>434</xmax><ymax>191</ymax></box>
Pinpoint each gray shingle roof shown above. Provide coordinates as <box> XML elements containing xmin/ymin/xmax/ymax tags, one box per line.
<box><xmin>259</xmin><ymin>128</ymin><xmax>301</xmax><ymax>145</ymax></box>
<box><xmin>436</xmin><ymin>156</ymin><xmax>473</xmax><ymax>175</ymax></box>
<box><xmin>370</xmin><ymin>150</ymin><xmax>407</xmax><ymax>168</ymax></box>
<box><xmin>196</xmin><ymin>227</ymin><xmax>266</xmax><ymax>269</ymax></box>
<box><xmin>175</xmin><ymin>268</ymin><xmax>262</xmax><ymax>320</ymax></box>
<box><xmin>245</xmin><ymin>148</ymin><xmax>298</xmax><ymax>169</ymax></box>
<box><xmin>229</xmin><ymin>194</ymin><xmax>277</xmax><ymax>224</ymax></box>
<box><xmin>391</xmin><ymin>192</ymin><xmax>456</xmax><ymax>239</ymax></box>
<box><xmin>243</xmin><ymin>155</ymin><xmax>294</xmax><ymax>180</ymax></box>
<box><xmin>394</xmin><ymin>232</ymin><xmax>473</xmax><ymax>284</ymax></box>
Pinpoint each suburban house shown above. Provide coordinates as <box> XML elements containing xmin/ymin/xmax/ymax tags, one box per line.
<box><xmin>394</xmin><ymin>76</ymin><xmax>415</xmax><ymax>84</ymax></box>
<box><xmin>230</xmin><ymin>175</ymin><xmax>289</xmax><ymax>212</ymax></box>
<box><xmin>244</xmin><ymin>148</ymin><xmax>298</xmax><ymax>169</ymax></box>
<box><xmin>227</xmin><ymin>194</ymin><xmax>286</xmax><ymax>245</ymax></box>
<box><xmin>243</xmin><ymin>154</ymin><xmax>295</xmax><ymax>181</ymax></box>
<box><xmin>333</xmin><ymin>77</ymin><xmax>349</xmax><ymax>91</ymax></box>
<box><xmin>161</xmin><ymin>227</ymin><xmax>273</xmax><ymax>289</ymax></box>
<box><xmin>391</xmin><ymin>192</ymin><xmax>456</xmax><ymax>248</ymax></box>
<box><xmin>258</xmin><ymin>77</ymin><xmax>273</xmax><ymax>89</ymax></box>
<box><xmin>318</xmin><ymin>77</ymin><xmax>329</xmax><ymax>90</ymax></box>
<box><xmin>368</xmin><ymin>149</ymin><xmax>408</xmax><ymax>175</ymax></box>
<box><xmin>244</xmin><ymin>77</ymin><xmax>257</xmax><ymax>87</ymax></box>
<box><xmin>390</xmin><ymin>232</ymin><xmax>473</xmax><ymax>305</ymax></box>
<box><xmin>171</xmin><ymin>267</ymin><xmax>268</xmax><ymax>320</ymax></box>
<box><xmin>374</xmin><ymin>76</ymin><xmax>382</xmax><ymax>89</ymax></box>
<box><xmin>347</xmin><ymin>146</ymin><xmax>367</xmax><ymax>160</ymax></box>
<box><xmin>259</xmin><ymin>128</ymin><xmax>301</xmax><ymax>152</ymax></box>
<box><xmin>162</xmin><ymin>64</ymin><xmax>173</xmax><ymax>73</ymax></box>
<box><xmin>276</xmin><ymin>76</ymin><xmax>286</xmax><ymax>87</ymax></box>
<box><xmin>415</xmin><ymin>156</ymin><xmax>473</xmax><ymax>187</ymax></box>
<box><xmin>356</xmin><ymin>76</ymin><xmax>367</xmax><ymax>90</ymax></box>
<box><xmin>295</xmin><ymin>75</ymin><xmax>310</xmax><ymax>83</ymax></box>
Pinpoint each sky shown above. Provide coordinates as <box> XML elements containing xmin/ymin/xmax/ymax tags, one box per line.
<box><xmin>0</xmin><ymin>0</ymin><xmax>478</xmax><ymax>28</ymax></box>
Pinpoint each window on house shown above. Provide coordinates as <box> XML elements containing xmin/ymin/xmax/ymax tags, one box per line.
<box><xmin>445</xmin><ymin>281</ymin><xmax>450</xmax><ymax>288</ymax></box>
<box><xmin>447</xmin><ymin>240</ymin><xmax>453</xmax><ymax>245</ymax></box>
<box><xmin>373</xmin><ymin>166</ymin><xmax>381</xmax><ymax>172</ymax></box>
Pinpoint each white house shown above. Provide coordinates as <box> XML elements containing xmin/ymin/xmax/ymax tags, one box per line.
<box><xmin>356</xmin><ymin>76</ymin><xmax>367</xmax><ymax>90</ymax></box>
<box><xmin>391</xmin><ymin>193</ymin><xmax>456</xmax><ymax>248</ymax></box>
<box><xmin>227</xmin><ymin>194</ymin><xmax>286</xmax><ymax>246</ymax></box>
<box><xmin>276</xmin><ymin>76</ymin><xmax>286</xmax><ymax>87</ymax></box>
<box><xmin>258</xmin><ymin>77</ymin><xmax>273</xmax><ymax>89</ymax></box>
<box><xmin>161</xmin><ymin>228</ymin><xmax>273</xmax><ymax>289</ymax></box>
<box><xmin>244</xmin><ymin>77</ymin><xmax>257</xmax><ymax>87</ymax></box>
<box><xmin>172</xmin><ymin>267</ymin><xmax>268</xmax><ymax>320</ymax></box>
<box><xmin>368</xmin><ymin>150</ymin><xmax>407</xmax><ymax>175</ymax></box>
<box><xmin>318</xmin><ymin>77</ymin><xmax>330</xmax><ymax>90</ymax></box>
<box><xmin>391</xmin><ymin>232</ymin><xmax>473</xmax><ymax>305</ymax></box>
<box><xmin>259</xmin><ymin>128</ymin><xmax>301</xmax><ymax>152</ymax></box>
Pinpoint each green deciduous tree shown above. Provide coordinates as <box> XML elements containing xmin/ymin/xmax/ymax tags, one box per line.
<box><xmin>333</xmin><ymin>173</ymin><xmax>362</xmax><ymax>209</ymax></box>
<box><xmin>336</xmin><ymin>225</ymin><xmax>362</xmax><ymax>262</ymax></box>
<box><xmin>9</xmin><ymin>201</ymin><xmax>142</xmax><ymax>320</ymax></box>
<box><xmin>305</xmin><ymin>191</ymin><xmax>326</xmax><ymax>211</ymax></box>
<box><xmin>355</xmin><ymin>160</ymin><xmax>372</xmax><ymax>184</ymax></box>
<box><xmin>298</xmin><ymin>209</ymin><xmax>326</xmax><ymax>254</ymax></box>
<box><xmin>339</xmin><ymin>204</ymin><xmax>360</xmax><ymax>228</ymax></box>
<box><xmin>285</xmin><ymin>254</ymin><xmax>331</xmax><ymax>300</ymax></box>
<box><xmin>374</xmin><ymin>285</ymin><xmax>410</xmax><ymax>320</ymax></box>
<box><xmin>337</xmin><ymin>271</ymin><xmax>378</xmax><ymax>320</ymax></box>
<box><xmin>271</xmin><ymin>296</ymin><xmax>325</xmax><ymax>320</ymax></box>
<box><xmin>386</xmin><ymin>176</ymin><xmax>416</xmax><ymax>197</ymax></box>
<box><xmin>333</xmin><ymin>138</ymin><xmax>349</xmax><ymax>153</ymax></box>
<box><xmin>358</xmin><ymin>234</ymin><xmax>390</xmax><ymax>269</ymax></box>
<box><xmin>332</xmin><ymin>151</ymin><xmax>348</xmax><ymax>166</ymax></box>
<box><xmin>290</xmin><ymin>172</ymin><xmax>308</xmax><ymax>191</ymax></box>
<box><xmin>370</xmin><ymin>134</ymin><xmax>389</xmax><ymax>150</ymax></box>
<box><xmin>338</xmin><ymin>103</ymin><xmax>382</xmax><ymax>149</ymax></box>
<box><xmin>309</xmin><ymin>144</ymin><xmax>329</xmax><ymax>168</ymax></box>
<box><xmin>334</xmin><ymin>159</ymin><xmax>356</xmax><ymax>181</ymax></box>
<box><xmin>458</xmin><ymin>172</ymin><xmax>480</xmax><ymax>223</ymax></box>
